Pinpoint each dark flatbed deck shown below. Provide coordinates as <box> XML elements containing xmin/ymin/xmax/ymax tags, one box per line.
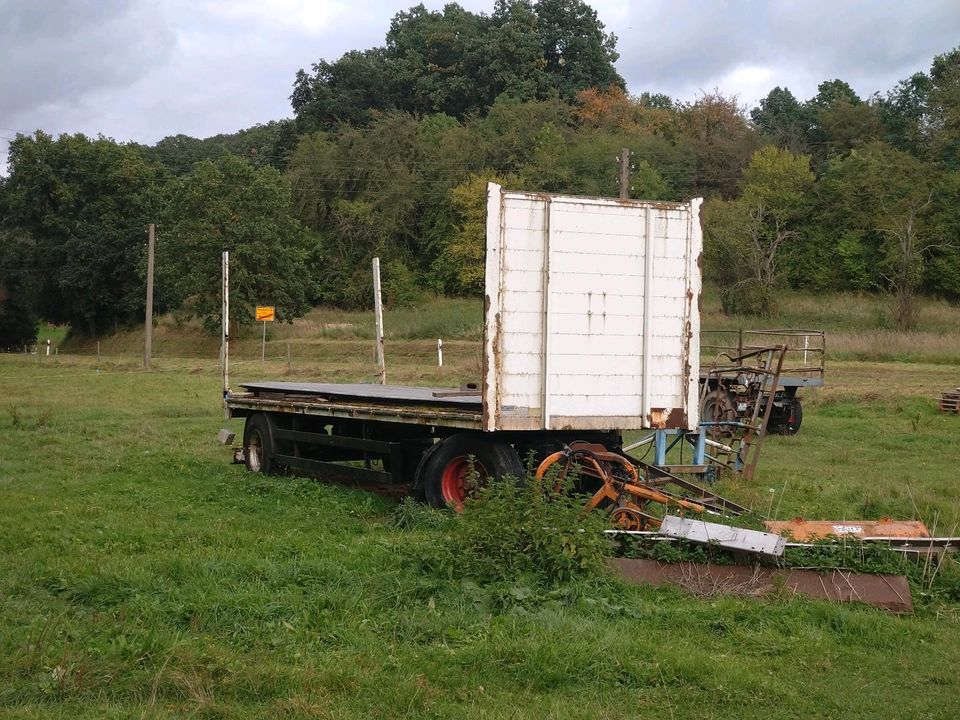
<box><xmin>228</xmin><ymin>382</ymin><xmax>485</xmax><ymax>430</ymax></box>
<box><xmin>239</xmin><ymin>381</ymin><xmax>482</xmax><ymax>407</ymax></box>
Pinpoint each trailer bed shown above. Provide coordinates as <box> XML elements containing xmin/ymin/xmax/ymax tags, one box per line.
<box><xmin>228</xmin><ymin>381</ymin><xmax>485</xmax><ymax>430</ymax></box>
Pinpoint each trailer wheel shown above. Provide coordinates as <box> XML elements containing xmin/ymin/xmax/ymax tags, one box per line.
<box><xmin>243</xmin><ymin>413</ymin><xmax>276</xmax><ymax>474</ymax></box>
<box><xmin>420</xmin><ymin>434</ymin><xmax>523</xmax><ymax>510</ymax></box>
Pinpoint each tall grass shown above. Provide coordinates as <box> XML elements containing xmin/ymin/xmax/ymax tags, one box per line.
<box><xmin>52</xmin><ymin>289</ymin><xmax>960</xmax><ymax>365</ymax></box>
<box><xmin>1</xmin><ymin>356</ymin><xmax>959</xmax><ymax>718</ymax></box>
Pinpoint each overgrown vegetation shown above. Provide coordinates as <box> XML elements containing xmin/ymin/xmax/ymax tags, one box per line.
<box><xmin>405</xmin><ymin>475</ymin><xmax>612</xmax><ymax>586</ymax></box>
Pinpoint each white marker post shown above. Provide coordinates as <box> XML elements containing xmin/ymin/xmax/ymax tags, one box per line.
<box><xmin>372</xmin><ymin>257</ymin><xmax>385</xmax><ymax>384</ymax></box>
<box><xmin>437</xmin><ymin>338</ymin><xmax>443</xmax><ymax>367</ymax></box>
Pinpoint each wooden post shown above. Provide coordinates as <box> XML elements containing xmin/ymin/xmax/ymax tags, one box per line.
<box><xmin>619</xmin><ymin>147</ymin><xmax>631</xmax><ymax>200</ymax></box>
<box><xmin>144</xmin><ymin>223</ymin><xmax>155</xmax><ymax>369</ymax></box>
<box><xmin>372</xmin><ymin>257</ymin><xmax>385</xmax><ymax>384</ymax></box>
<box><xmin>222</xmin><ymin>251</ymin><xmax>229</xmax><ymax>417</ymax></box>
<box><xmin>286</xmin><ymin>342</ymin><xmax>291</xmax><ymax>370</ymax></box>
<box><xmin>261</xmin><ymin>320</ymin><xmax>267</xmax><ymax>362</ymax></box>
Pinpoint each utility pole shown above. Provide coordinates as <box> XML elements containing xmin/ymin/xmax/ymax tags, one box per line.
<box><xmin>619</xmin><ymin>147</ymin><xmax>631</xmax><ymax>200</ymax></box>
<box><xmin>144</xmin><ymin>223</ymin><xmax>155</xmax><ymax>369</ymax></box>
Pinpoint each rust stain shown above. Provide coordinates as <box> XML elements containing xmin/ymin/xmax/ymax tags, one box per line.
<box><xmin>666</xmin><ymin>407</ymin><xmax>686</xmax><ymax>428</ymax></box>
<box><xmin>764</xmin><ymin>518</ymin><xmax>931</xmax><ymax>541</ymax></box>
<box><xmin>649</xmin><ymin>408</ymin><xmax>669</xmax><ymax>428</ymax></box>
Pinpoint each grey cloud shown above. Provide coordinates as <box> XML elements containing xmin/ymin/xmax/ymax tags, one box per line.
<box><xmin>617</xmin><ymin>0</ymin><xmax>960</xmax><ymax>102</ymax></box>
<box><xmin>0</xmin><ymin>0</ymin><xmax>175</xmax><ymax>119</ymax></box>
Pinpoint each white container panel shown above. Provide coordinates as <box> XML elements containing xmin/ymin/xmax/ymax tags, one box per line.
<box><xmin>483</xmin><ymin>185</ymin><xmax>701</xmax><ymax>432</ymax></box>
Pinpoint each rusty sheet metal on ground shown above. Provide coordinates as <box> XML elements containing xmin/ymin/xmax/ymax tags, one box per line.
<box><xmin>764</xmin><ymin>518</ymin><xmax>931</xmax><ymax>541</ymax></box>
<box><xmin>610</xmin><ymin>559</ymin><xmax>913</xmax><ymax>614</ymax></box>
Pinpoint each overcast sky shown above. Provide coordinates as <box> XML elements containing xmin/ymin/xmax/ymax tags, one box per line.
<box><xmin>2</xmin><ymin>0</ymin><xmax>960</xmax><ymax>171</ymax></box>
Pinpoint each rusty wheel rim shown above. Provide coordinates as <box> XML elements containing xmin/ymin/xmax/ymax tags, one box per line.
<box><xmin>440</xmin><ymin>456</ymin><xmax>487</xmax><ymax>511</ymax></box>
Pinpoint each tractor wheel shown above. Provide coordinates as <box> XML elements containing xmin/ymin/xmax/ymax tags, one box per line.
<box><xmin>419</xmin><ymin>434</ymin><xmax>523</xmax><ymax>510</ymax></box>
<box><xmin>700</xmin><ymin>388</ymin><xmax>737</xmax><ymax>439</ymax></box>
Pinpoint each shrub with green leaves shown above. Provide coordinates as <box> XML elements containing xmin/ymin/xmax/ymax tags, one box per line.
<box><xmin>412</xmin><ymin>473</ymin><xmax>613</xmax><ymax>587</ymax></box>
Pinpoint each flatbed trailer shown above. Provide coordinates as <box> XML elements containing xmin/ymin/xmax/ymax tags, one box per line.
<box><xmin>226</xmin><ymin>185</ymin><xmax>704</xmax><ymax>508</ymax></box>
<box><xmin>227</xmin><ymin>381</ymin><xmax>621</xmax><ymax>507</ymax></box>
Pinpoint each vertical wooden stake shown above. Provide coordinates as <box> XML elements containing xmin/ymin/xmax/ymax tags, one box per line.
<box><xmin>286</xmin><ymin>342</ymin><xmax>291</xmax><ymax>370</ymax></box>
<box><xmin>222</xmin><ymin>251</ymin><xmax>230</xmax><ymax>418</ymax></box>
<box><xmin>372</xmin><ymin>256</ymin><xmax>385</xmax><ymax>384</ymax></box>
<box><xmin>144</xmin><ymin>223</ymin><xmax>155</xmax><ymax>369</ymax></box>
<box><xmin>619</xmin><ymin>147</ymin><xmax>631</xmax><ymax>199</ymax></box>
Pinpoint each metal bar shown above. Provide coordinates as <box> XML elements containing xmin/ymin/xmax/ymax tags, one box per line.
<box><xmin>641</xmin><ymin>207</ymin><xmax>654</xmax><ymax>422</ymax></box>
<box><xmin>654</xmin><ymin>430</ymin><xmax>667</xmax><ymax>466</ymax></box>
<box><xmin>692</xmin><ymin>430</ymin><xmax>706</xmax><ymax>465</ymax></box>
<box><xmin>541</xmin><ymin>197</ymin><xmax>553</xmax><ymax>429</ymax></box>
<box><xmin>623</xmin><ymin>435</ymin><xmax>655</xmax><ymax>452</ymax></box>
<box><xmin>274</xmin><ymin>455</ymin><xmax>394</xmax><ymax>484</ymax></box>
<box><xmin>273</xmin><ymin>428</ymin><xmax>394</xmax><ymax>454</ymax></box>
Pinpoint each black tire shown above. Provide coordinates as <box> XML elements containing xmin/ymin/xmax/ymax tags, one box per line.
<box><xmin>243</xmin><ymin>413</ymin><xmax>277</xmax><ymax>474</ymax></box>
<box><xmin>781</xmin><ymin>398</ymin><xmax>803</xmax><ymax>435</ymax></box>
<box><xmin>418</xmin><ymin>434</ymin><xmax>523</xmax><ymax>510</ymax></box>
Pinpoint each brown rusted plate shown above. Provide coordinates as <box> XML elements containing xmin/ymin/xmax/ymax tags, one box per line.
<box><xmin>610</xmin><ymin>558</ymin><xmax>913</xmax><ymax>614</ymax></box>
<box><xmin>763</xmin><ymin>518</ymin><xmax>930</xmax><ymax>541</ymax></box>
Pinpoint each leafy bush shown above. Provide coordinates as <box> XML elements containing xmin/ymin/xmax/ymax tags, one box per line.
<box><xmin>721</xmin><ymin>279</ymin><xmax>776</xmax><ymax>316</ymax></box>
<box><xmin>412</xmin><ymin>473</ymin><xmax>613</xmax><ymax>587</ymax></box>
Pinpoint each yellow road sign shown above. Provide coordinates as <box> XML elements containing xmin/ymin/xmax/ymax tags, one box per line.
<box><xmin>256</xmin><ymin>306</ymin><xmax>275</xmax><ymax>322</ymax></box>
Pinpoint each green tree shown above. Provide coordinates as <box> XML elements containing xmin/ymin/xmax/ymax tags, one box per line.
<box><xmin>704</xmin><ymin>146</ymin><xmax>814</xmax><ymax>314</ymax></box>
<box><xmin>290</xmin><ymin>1</ymin><xmax>622</xmax><ymax>128</ymax></box>
<box><xmin>675</xmin><ymin>91</ymin><xmax>760</xmax><ymax>198</ymax></box>
<box><xmin>434</xmin><ymin>174</ymin><xmax>511</xmax><ymax>294</ymax></box>
<box><xmin>815</xmin><ymin>144</ymin><xmax>946</xmax><ymax>328</ymax></box>
<box><xmin>2</xmin><ymin>132</ymin><xmax>167</xmax><ymax>336</ymax></box>
<box><xmin>927</xmin><ymin>47</ymin><xmax>960</xmax><ymax>168</ymax></box>
<box><xmin>876</xmin><ymin>72</ymin><xmax>932</xmax><ymax>155</ymax></box>
<box><xmin>535</xmin><ymin>0</ymin><xmax>623</xmax><ymax>99</ymax></box>
<box><xmin>162</xmin><ymin>155</ymin><xmax>313</xmax><ymax>330</ymax></box>
<box><xmin>751</xmin><ymin>87</ymin><xmax>814</xmax><ymax>153</ymax></box>
<box><xmin>0</xmin><ymin>228</ymin><xmax>40</xmax><ymax>350</ymax></box>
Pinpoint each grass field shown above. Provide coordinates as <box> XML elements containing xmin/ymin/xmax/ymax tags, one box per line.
<box><xmin>54</xmin><ymin>288</ymin><xmax>960</xmax><ymax>367</ymax></box>
<box><xmin>3</xmin><ymin>297</ymin><xmax>960</xmax><ymax>718</ymax></box>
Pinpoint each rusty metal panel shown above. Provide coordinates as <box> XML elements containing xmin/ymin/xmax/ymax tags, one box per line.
<box><xmin>483</xmin><ymin>184</ymin><xmax>702</xmax><ymax>432</ymax></box>
<box><xmin>610</xmin><ymin>559</ymin><xmax>914</xmax><ymax>614</ymax></box>
<box><xmin>764</xmin><ymin>518</ymin><xmax>931</xmax><ymax>541</ymax></box>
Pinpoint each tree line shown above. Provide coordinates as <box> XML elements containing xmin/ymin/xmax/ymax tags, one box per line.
<box><xmin>1</xmin><ymin>0</ymin><xmax>958</xmax><ymax>349</ymax></box>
